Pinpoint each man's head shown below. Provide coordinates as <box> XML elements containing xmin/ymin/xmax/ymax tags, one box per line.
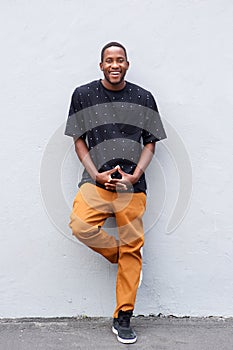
<box><xmin>100</xmin><ymin>42</ymin><xmax>129</xmax><ymax>90</ymax></box>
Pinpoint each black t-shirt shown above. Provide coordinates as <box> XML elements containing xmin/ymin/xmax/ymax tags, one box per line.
<box><xmin>65</xmin><ymin>79</ymin><xmax>167</xmax><ymax>193</ymax></box>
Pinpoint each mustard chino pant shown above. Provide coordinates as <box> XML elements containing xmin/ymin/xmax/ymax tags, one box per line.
<box><xmin>69</xmin><ymin>183</ymin><xmax>146</xmax><ymax>318</ymax></box>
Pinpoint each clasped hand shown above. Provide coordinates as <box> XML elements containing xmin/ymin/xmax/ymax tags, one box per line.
<box><xmin>96</xmin><ymin>165</ymin><xmax>136</xmax><ymax>191</ymax></box>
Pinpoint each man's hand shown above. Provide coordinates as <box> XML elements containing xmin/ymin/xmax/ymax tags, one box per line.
<box><xmin>95</xmin><ymin>168</ymin><xmax>120</xmax><ymax>187</ymax></box>
<box><xmin>104</xmin><ymin>165</ymin><xmax>138</xmax><ymax>192</ymax></box>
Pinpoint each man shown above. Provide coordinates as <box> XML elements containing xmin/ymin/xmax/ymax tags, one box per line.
<box><xmin>65</xmin><ymin>42</ymin><xmax>166</xmax><ymax>344</ymax></box>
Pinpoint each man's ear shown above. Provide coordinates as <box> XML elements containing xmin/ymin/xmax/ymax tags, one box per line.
<box><xmin>99</xmin><ymin>62</ymin><xmax>103</xmax><ymax>71</ymax></box>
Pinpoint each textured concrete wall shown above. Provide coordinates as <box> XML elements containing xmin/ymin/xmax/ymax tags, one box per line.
<box><xmin>0</xmin><ymin>0</ymin><xmax>233</xmax><ymax>318</ymax></box>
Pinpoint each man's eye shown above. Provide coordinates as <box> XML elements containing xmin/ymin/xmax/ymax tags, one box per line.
<box><xmin>106</xmin><ymin>59</ymin><xmax>112</xmax><ymax>63</ymax></box>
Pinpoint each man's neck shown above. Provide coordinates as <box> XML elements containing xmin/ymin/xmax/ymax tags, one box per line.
<box><xmin>101</xmin><ymin>79</ymin><xmax>126</xmax><ymax>91</ymax></box>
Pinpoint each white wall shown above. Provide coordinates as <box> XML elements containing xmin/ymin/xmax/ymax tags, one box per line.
<box><xmin>0</xmin><ymin>0</ymin><xmax>233</xmax><ymax>318</ymax></box>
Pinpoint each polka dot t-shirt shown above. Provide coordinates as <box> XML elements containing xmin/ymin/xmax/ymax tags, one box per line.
<box><xmin>65</xmin><ymin>79</ymin><xmax>167</xmax><ymax>193</ymax></box>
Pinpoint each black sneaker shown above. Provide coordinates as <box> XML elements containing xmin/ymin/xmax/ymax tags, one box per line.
<box><xmin>112</xmin><ymin>310</ymin><xmax>137</xmax><ymax>344</ymax></box>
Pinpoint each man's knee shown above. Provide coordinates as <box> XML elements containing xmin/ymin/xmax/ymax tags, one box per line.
<box><xmin>121</xmin><ymin>235</ymin><xmax>144</xmax><ymax>252</ymax></box>
<box><xmin>69</xmin><ymin>213</ymin><xmax>99</xmax><ymax>241</ymax></box>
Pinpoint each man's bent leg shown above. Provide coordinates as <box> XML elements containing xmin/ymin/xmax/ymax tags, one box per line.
<box><xmin>69</xmin><ymin>183</ymin><xmax>119</xmax><ymax>264</ymax></box>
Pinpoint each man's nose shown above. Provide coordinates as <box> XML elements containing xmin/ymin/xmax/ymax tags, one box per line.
<box><xmin>111</xmin><ymin>60</ymin><xmax>120</xmax><ymax>69</ymax></box>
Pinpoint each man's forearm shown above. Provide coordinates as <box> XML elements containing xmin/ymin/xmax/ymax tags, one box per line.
<box><xmin>132</xmin><ymin>142</ymin><xmax>155</xmax><ymax>182</ymax></box>
<box><xmin>74</xmin><ymin>137</ymin><xmax>98</xmax><ymax>180</ymax></box>
<box><xmin>74</xmin><ymin>137</ymin><xmax>121</xmax><ymax>187</ymax></box>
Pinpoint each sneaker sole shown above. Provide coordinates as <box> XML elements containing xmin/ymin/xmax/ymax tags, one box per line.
<box><xmin>117</xmin><ymin>335</ymin><xmax>137</xmax><ymax>344</ymax></box>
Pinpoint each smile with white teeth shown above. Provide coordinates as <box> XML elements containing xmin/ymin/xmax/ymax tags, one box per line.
<box><xmin>110</xmin><ymin>72</ymin><xmax>120</xmax><ymax>76</ymax></box>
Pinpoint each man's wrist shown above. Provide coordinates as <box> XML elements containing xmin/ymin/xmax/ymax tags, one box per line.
<box><xmin>131</xmin><ymin>173</ymin><xmax>140</xmax><ymax>184</ymax></box>
<box><xmin>90</xmin><ymin>170</ymin><xmax>99</xmax><ymax>182</ymax></box>
<box><xmin>95</xmin><ymin>171</ymin><xmax>101</xmax><ymax>182</ymax></box>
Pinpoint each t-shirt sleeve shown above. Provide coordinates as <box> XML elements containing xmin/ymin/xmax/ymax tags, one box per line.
<box><xmin>64</xmin><ymin>89</ymin><xmax>86</xmax><ymax>140</ymax></box>
<box><xmin>142</xmin><ymin>92</ymin><xmax>167</xmax><ymax>145</ymax></box>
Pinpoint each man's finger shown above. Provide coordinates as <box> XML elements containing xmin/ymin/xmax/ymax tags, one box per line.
<box><xmin>108</xmin><ymin>178</ymin><xmax>119</xmax><ymax>184</ymax></box>
<box><xmin>108</xmin><ymin>168</ymin><xmax>118</xmax><ymax>175</ymax></box>
<box><xmin>116</xmin><ymin>183</ymin><xmax>128</xmax><ymax>192</ymax></box>
<box><xmin>117</xmin><ymin>167</ymin><xmax>125</xmax><ymax>175</ymax></box>
<box><xmin>105</xmin><ymin>182</ymin><xmax>116</xmax><ymax>188</ymax></box>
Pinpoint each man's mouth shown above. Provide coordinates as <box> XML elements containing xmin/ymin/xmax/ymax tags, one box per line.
<box><xmin>109</xmin><ymin>71</ymin><xmax>121</xmax><ymax>77</ymax></box>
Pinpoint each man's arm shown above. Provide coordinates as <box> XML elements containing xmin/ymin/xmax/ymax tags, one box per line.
<box><xmin>74</xmin><ymin>137</ymin><xmax>118</xmax><ymax>186</ymax></box>
<box><xmin>131</xmin><ymin>142</ymin><xmax>156</xmax><ymax>183</ymax></box>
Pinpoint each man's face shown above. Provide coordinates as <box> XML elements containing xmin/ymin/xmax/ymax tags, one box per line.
<box><xmin>100</xmin><ymin>46</ymin><xmax>129</xmax><ymax>88</ymax></box>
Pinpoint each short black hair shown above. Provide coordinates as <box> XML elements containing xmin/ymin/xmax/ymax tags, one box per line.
<box><xmin>101</xmin><ymin>42</ymin><xmax>128</xmax><ymax>62</ymax></box>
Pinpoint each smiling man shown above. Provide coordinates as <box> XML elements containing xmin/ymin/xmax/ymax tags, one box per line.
<box><xmin>65</xmin><ymin>42</ymin><xmax>167</xmax><ymax>344</ymax></box>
